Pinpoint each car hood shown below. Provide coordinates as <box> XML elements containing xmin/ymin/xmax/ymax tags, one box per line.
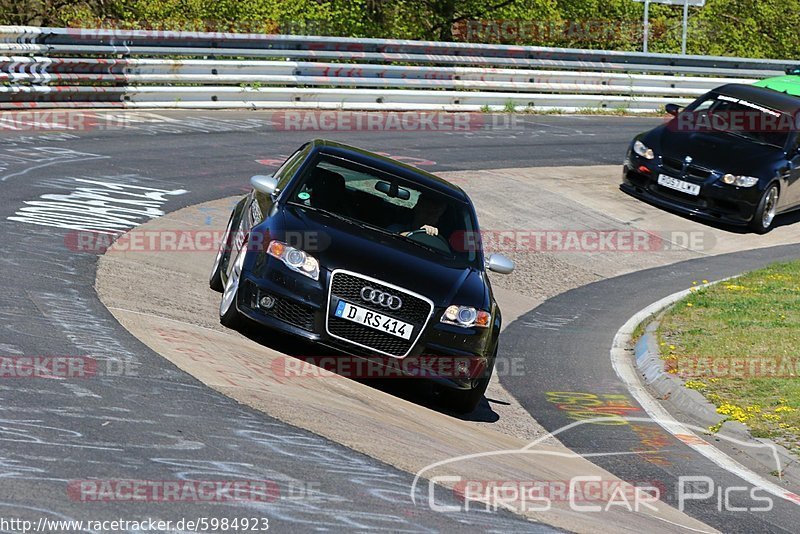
<box><xmin>644</xmin><ymin>123</ymin><xmax>783</xmax><ymax>176</ymax></box>
<box><xmin>266</xmin><ymin>205</ymin><xmax>490</xmax><ymax>308</ymax></box>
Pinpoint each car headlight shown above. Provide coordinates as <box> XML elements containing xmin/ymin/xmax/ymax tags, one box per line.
<box><xmin>633</xmin><ymin>140</ymin><xmax>655</xmax><ymax>160</ymax></box>
<box><xmin>441</xmin><ymin>305</ymin><xmax>491</xmax><ymax>328</ymax></box>
<box><xmin>267</xmin><ymin>240</ymin><xmax>320</xmax><ymax>280</ymax></box>
<box><xmin>721</xmin><ymin>174</ymin><xmax>759</xmax><ymax>188</ymax></box>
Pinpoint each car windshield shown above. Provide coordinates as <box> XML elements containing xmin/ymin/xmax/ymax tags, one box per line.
<box><xmin>683</xmin><ymin>94</ymin><xmax>791</xmax><ymax>148</ymax></box>
<box><xmin>286</xmin><ymin>154</ymin><xmax>480</xmax><ymax>267</ymax></box>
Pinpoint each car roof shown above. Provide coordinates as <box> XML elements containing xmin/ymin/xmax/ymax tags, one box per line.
<box><xmin>753</xmin><ymin>75</ymin><xmax>800</xmax><ymax>98</ymax></box>
<box><xmin>714</xmin><ymin>83</ymin><xmax>800</xmax><ymax>115</ymax></box>
<box><xmin>308</xmin><ymin>139</ymin><xmax>469</xmax><ymax>202</ymax></box>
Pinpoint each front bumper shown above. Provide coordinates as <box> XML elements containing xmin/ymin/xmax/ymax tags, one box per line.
<box><xmin>234</xmin><ymin>260</ymin><xmax>494</xmax><ymax>389</ymax></box>
<box><xmin>621</xmin><ymin>153</ymin><xmax>762</xmax><ymax>226</ymax></box>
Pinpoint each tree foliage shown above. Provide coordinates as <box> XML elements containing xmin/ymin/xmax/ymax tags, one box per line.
<box><xmin>0</xmin><ymin>0</ymin><xmax>797</xmax><ymax>59</ymax></box>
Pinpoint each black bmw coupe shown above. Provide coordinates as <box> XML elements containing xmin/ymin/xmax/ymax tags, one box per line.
<box><xmin>622</xmin><ymin>84</ymin><xmax>800</xmax><ymax>233</ymax></box>
<box><xmin>209</xmin><ymin>140</ymin><xmax>514</xmax><ymax>412</ymax></box>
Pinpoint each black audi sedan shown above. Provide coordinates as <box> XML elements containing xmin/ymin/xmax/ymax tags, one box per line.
<box><xmin>622</xmin><ymin>83</ymin><xmax>800</xmax><ymax>233</ymax></box>
<box><xmin>209</xmin><ymin>140</ymin><xmax>514</xmax><ymax>412</ymax></box>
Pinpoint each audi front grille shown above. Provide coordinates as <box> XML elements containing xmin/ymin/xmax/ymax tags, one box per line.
<box><xmin>326</xmin><ymin>270</ymin><xmax>433</xmax><ymax>358</ymax></box>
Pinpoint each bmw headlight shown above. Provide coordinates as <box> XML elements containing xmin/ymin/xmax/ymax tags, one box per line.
<box><xmin>721</xmin><ymin>174</ymin><xmax>759</xmax><ymax>188</ymax></box>
<box><xmin>441</xmin><ymin>305</ymin><xmax>490</xmax><ymax>328</ymax></box>
<box><xmin>633</xmin><ymin>140</ymin><xmax>655</xmax><ymax>160</ymax></box>
<box><xmin>267</xmin><ymin>240</ymin><xmax>320</xmax><ymax>280</ymax></box>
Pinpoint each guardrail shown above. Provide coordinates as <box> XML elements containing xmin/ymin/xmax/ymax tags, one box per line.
<box><xmin>0</xmin><ymin>26</ymin><xmax>791</xmax><ymax>112</ymax></box>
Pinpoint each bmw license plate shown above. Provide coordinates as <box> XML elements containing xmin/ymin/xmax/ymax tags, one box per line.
<box><xmin>334</xmin><ymin>301</ymin><xmax>413</xmax><ymax>340</ymax></box>
<box><xmin>658</xmin><ymin>174</ymin><xmax>700</xmax><ymax>196</ymax></box>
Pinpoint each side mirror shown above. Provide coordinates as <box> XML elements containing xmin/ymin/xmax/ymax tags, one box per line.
<box><xmin>487</xmin><ymin>254</ymin><xmax>514</xmax><ymax>274</ymax></box>
<box><xmin>665</xmin><ymin>103</ymin><xmax>681</xmax><ymax>117</ymax></box>
<box><xmin>251</xmin><ymin>174</ymin><xmax>279</xmax><ymax>196</ymax></box>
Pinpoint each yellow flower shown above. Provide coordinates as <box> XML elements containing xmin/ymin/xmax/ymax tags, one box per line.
<box><xmin>723</xmin><ymin>284</ymin><xmax>748</xmax><ymax>291</ymax></box>
<box><xmin>685</xmin><ymin>380</ymin><xmax>707</xmax><ymax>390</ymax></box>
<box><xmin>709</xmin><ymin>421</ymin><xmax>724</xmax><ymax>433</ymax></box>
<box><xmin>669</xmin><ymin>345</ymin><xmax>676</xmax><ymax>350</ymax></box>
<box><xmin>702</xmin><ymin>279</ymin><xmax>709</xmax><ymax>284</ymax></box>
<box><xmin>686</xmin><ymin>303</ymin><xmax>694</xmax><ymax>307</ymax></box>
<box><xmin>716</xmin><ymin>403</ymin><xmax>753</xmax><ymax>423</ymax></box>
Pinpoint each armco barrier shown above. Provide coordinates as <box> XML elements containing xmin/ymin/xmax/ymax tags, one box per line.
<box><xmin>0</xmin><ymin>26</ymin><xmax>791</xmax><ymax>111</ymax></box>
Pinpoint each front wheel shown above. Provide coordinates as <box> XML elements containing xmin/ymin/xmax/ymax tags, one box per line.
<box><xmin>750</xmin><ymin>184</ymin><xmax>779</xmax><ymax>234</ymax></box>
<box><xmin>219</xmin><ymin>237</ymin><xmax>247</xmax><ymax>329</ymax></box>
<box><xmin>209</xmin><ymin>210</ymin><xmax>237</xmax><ymax>292</ymax></box>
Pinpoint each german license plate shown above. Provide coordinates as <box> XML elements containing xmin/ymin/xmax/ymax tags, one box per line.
<box><xmin>334</xmin><ymin>301</ymin><xmax>413</xmax><ymax>340</ymax></box>
<box><xmin>658</xmin><ymin>174</ymin><xmax>700</xmax><ymax>196</ymax></box>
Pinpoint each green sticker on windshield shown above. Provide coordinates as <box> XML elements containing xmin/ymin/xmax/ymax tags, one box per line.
<box><xmin>298</xmin><ymin>192</ymin><xmax>311</xmax><ymax>200</ymax></box>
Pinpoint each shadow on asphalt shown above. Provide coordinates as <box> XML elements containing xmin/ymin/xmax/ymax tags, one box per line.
<box><xmin>234</xmin><ymin>320</ymin><xmax>500</xmax><ymax>423</ymax></box>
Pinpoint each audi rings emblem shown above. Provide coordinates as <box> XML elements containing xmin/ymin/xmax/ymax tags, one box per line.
<box><xmin>360</xmin><ymin>286</ymin><xmax>403</xmax><ymax>310</ymax></box>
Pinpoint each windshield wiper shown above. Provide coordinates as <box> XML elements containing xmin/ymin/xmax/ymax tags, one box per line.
<box><xmin>385</xmin><ymin>230</ymin><xmax>459</xmax><ymax>258</ymax></box>
<box><xmin>288</xmin><ymin>202</ymin><xmax>455</xmax><ymax>258</ymax></box>
<box><xmin>395</xmin><ymin>233</ymin><xmax>452</xmax><ymax>256</ymax></box>
<box><xmin>348</xmin><ymin>219</ymin><xmax>449</xmax><ymax>256</ymax></box>
<box><xmin>289</xmin><ymin>202</ymin><xmax>404</xmax><ymax>236</ymax></box>
<box><xmin>716</xmin><ymin>129</ymin><xmax>782</xmax><ymax>148</ymax></box>
<box><xmin>288</xmin><ymin>202</ymin><xmax>367</xmax><ymax>228</ymax></box>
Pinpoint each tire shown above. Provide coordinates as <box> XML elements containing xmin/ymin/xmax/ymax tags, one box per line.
<box><xmin>219</xmin><ymin>236</ymin><xmax>247</xmax><ymax>330</ymax></box>
<box><xmin>440</xmin><ymin>346</ymin><xmax>497</xmax><ymax>414</ymax></box>
<box><xmin>209</xmin><ymin>210</ymin><xmax>237</xmax><ymax>292</ymax></box>
<box><xmin>750</xmin><ymin>184</ymin><xmax>779</xmax><ymax>234</ymax></box>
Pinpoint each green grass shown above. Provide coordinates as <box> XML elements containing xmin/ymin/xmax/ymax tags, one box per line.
<box><xmin>632</xmin><ymin>312</ymin><xmax>657</xmax><ymax>344</ymax></box>
<box><xmin>658</xmin><ymin>261</ymin><xmax>800</xmax><ymax>455</ymax></box>
<box><xmin>477</xmin><ymin>105</ymin><xmax>665</xmax><ymax>117</ymax></box>
<box><xmin>576</xmin><ymin>105</ymin><xmax>643</xmax><ymax>116</ymax></box>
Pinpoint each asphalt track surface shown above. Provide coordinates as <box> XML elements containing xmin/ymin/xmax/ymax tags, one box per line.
<box><xmin>0</xmin><ymin>112</ymin><xmax>653</xmax><ymax>532</ymax></box>
<box><xmin>1</xmin><ymin>110</ymin><xmax>797</xmax><ymax>532</ymax></box>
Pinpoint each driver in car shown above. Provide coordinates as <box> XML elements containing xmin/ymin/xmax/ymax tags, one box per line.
<box><xmin>395</xmin><ymin>193</ymin><xmax>447</xmax><ymax>237</ymax></box>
